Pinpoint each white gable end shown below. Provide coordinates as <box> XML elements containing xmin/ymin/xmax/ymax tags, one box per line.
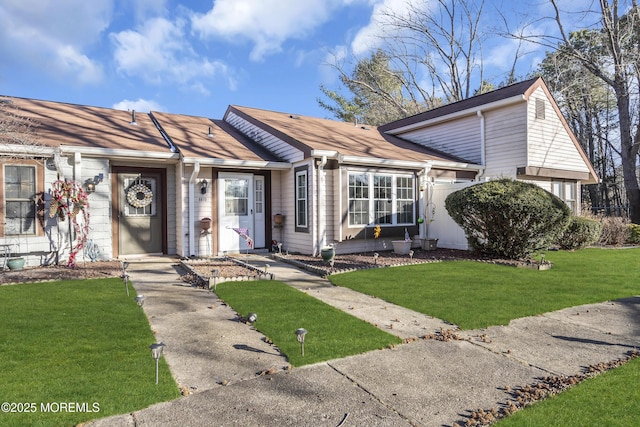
<box><xmin>225</xmin><ymin>111</ymin><xmax>304</xmax><ymax>162</ymax></box>
<box><xmin>527</xmin><ymin>87</ymin><xmax>590</xmax><ymax>174</ymax></box>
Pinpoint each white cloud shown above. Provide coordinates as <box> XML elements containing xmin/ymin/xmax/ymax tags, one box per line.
<box><xmin>350</xmin><ymin>0</ymin><xmax>414</xmax><ymax>56</ymax></box>
<box><xmin>112</xmin><ymin>98</ymin><xmax>165</xmax><ymax>113</ymax></box>
<box><xmin>191</xmin><ymin>0</ymin><xmax>365</xmax><ymax>62</ymax></box>
<box><xmin>111</xmin><ymin>17</ymin><xmax>229</xmax><ymax>87</ymax></box>
<box><xmin>0</xmin><ymin>0</ymin><xmax>110</xmax><ymax>83</ymax></box>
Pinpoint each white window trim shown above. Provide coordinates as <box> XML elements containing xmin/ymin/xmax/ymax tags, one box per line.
<box><xmin>347</xmin><ymin>171</ymin><xmax>415</xmax><ymax>227</ymax></box>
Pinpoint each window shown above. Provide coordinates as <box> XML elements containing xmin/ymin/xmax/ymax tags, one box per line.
<box><xmin>348</xmin><ymin>172</ymin><xmax>415</xmax><ymax>226</ymax></box>
<box><xmin>295</xmin><ymin>168</ymin><xmax>308</xmax><ymax>229</ymax></box>
<box><xmin>4</xmin><ymin>165</ymin><xmax>37</xmax><ymax>235</ymax></box>
<box><xmin>224</xmin><ymin>178</ymin><xmax>248</xmax><ymax>216</ymax></box>
<box><xmin>551</xmin><ymin>181</ymin><xmax>576</xmax><ymax>212</ymax></box>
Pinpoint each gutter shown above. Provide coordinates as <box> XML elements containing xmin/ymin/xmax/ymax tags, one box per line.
<box><xmin>316</xmin><ymin>155</ymin><xmax>328</xmax><ymax>256</ymax></box>
<box><xmin>59</xmin><ymin>145</ymin><xmax>180</xmax><ymax>161</ymax></box>
<box><xmin>188</xmin><ymin>162</ymin><xmax>200</xmax><ymax>257</ymax></box>
<box><xmin>181</xmin><ymin>157</ymin><xmax>290</xmax><ymax>170</ymax></box>
<box><xmin>384</xmin><ymin>95</ymin><xmax>526</xmax><ymax>135</ymax></box>
<box><xmin>476</xmin><ymin>110</ymin><xmax>487</xmax><ymax>181</ymax></box>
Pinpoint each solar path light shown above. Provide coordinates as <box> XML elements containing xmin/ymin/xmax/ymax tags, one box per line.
<box><xmin>210</xmin><ymin>269</ymin><xmax>219</xmax><ymax>291</ymax></box>
<box><xmin>295</xmin><ymin>328</ymin><xmax>307</xmax><ymax>357</ymax></box>
<box><xmin>247</xmin><ymin>312</ymin><xmax>258</xmax><ymax>324</ymax></box>
<box><xmin>135</xmin><ymin>295</ymin><xmax>145</xmax><ymax>317</ymax></box>
<box><xmin>149</xmin><ymin>342</ymin><xmax>166</xmax><ymax>384</ymax></box>
<box><xmin>121</xmin><ymin>261</ymin><xmax>130</xmax><ymax>296</ymax></box>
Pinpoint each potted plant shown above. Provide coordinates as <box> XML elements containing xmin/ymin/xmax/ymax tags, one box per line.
<box><xmin>392</xmin><ymin>229</ymin><xmax>413</xmax><ymax>255</ymax></box>
<box><xmin>320</xmin><ymin>244</ymin><xmax>335</xmax><ymax>261</ymax></box>
<box><xmin>6</xmin><ymin>241</ymin><xmax>24</xmax><ymax>270</ymax></box>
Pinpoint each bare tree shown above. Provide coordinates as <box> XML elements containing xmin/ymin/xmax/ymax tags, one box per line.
<box><xmin>0</xmin><ymin>98</ymin><xmax>41</xmax><ymax>156</ymax></box>
<box><xmin>512</xmin><ymin>0</ymin><xmax>640</xmax><ymax>222</ymax></box>
<box><xmin>320</xmin><ymin>0</ymin><xmax>495</xmax><ymax>123</ymax></box>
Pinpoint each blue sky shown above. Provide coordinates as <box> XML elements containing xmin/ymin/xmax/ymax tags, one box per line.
<box><xmin>0</xmin><ymin>0</ymin><xmax>592</xmax><ymax>120</ymax></box>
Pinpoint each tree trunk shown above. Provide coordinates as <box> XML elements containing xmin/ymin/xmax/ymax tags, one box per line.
<box><xmin>615</xmin><ymin>87</ymin><xmax>640</xmax><ymax>223</ymax></box>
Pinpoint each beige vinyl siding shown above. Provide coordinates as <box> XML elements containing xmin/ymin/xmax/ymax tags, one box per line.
<box><xmin>527</xmin><ymin>87</ymin><xmax>590</xmax><ymax>173</ymax></box>
<box><xmin>165</xmin><ymin>164</ymin><xmax>177</xmax><ymax>256</ymax></box>
<box><xmin>225</xmin><ymin>111</ymin><xmax>304</xmax><ymax>162</ymax></box>
<box><xmin>277</xmin><ymin>160</ymin><xmax>315</xmax><ymax>255</ymax></box>
<box><xmin>483</xmin><ymin>104</ymin><xmax>527</xmax><ymax>179</ymax></box>
<box><xmin>399</xmin><ymin>114</ymin><xmax>482</xmax><ymax>163</ymax></box>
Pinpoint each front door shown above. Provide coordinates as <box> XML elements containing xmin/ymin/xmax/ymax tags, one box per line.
<box><xmin>116</xmin><ymin>171</ymin><xmax>163</xmax><ymax>256</ymax></box>
<box><xmin>218</xmin><ymin>173</ymin><xmax>254</xmax><ymax>253</ymax></box>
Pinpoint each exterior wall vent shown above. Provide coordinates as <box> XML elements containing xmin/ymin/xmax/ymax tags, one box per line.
<box><xmin>535</xmin><ymin>98</ymin><xmax>545</xmax><ymax>120</ymax></box>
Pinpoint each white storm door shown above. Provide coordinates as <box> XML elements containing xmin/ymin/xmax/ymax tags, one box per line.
<box><xmin>253</xmin><ymin>176</ymin><xmax>266</xmax><ymax>248</ymax></box>
<box><xmin>218</xmin><ymin>173</ymin><xmax>254</xmax><ymax>253</ymax></box>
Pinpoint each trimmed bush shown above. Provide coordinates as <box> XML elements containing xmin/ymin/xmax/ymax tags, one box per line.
<box><xmin>556</xmin><ymin>216</ymin><xmax>602</xmax><ymax>250</ymax></box>
<box><xmin>445</xmin><ymin>178</ymin><xmax>571</xmax><ymax>259</ymax></box>
<box><xmin>628</xmin><ymin>224</ymin><xmax>640</xmax><ymax>244</ymax></box>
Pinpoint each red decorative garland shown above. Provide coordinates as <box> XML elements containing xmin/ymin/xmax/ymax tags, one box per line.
<box><xmin>50</xmin><ymin>180</ymin><xmax>90</xmax><ymax>267</ymax></box>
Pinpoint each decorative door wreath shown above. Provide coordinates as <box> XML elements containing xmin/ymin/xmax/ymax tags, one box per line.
<box><xmin>126</xmin><ymin>182</ymin><xmax>153</xmax><ymax>208</ymax></box>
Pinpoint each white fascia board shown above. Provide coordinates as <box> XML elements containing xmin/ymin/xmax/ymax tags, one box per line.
<box><xmin>0</xmin><ymin>144</ymin><xmax>58</xmax><ymax>157</ymax></box>
<box><xmin>181</xmin><ymin>157</ymin><xmax>291</xmax><ymax>170</ymax></box>
<box><xmin>310</xmin><ymin>149</ymin><xmax>340</xmax><ymax>158</ymax></box>
<box><xmin>429</xmin><ymin>160</ymin><xmax>483</xmax><ymax>171</ymax></box>
<box><xmin>385</xmin><ymin>95</ymin><xmax>526</xmax><ymax>135</ymax></box>
<box><xmin>339</xmin><ymin>155</ymin><xmax>428</xmax><ymax>169</ymax></box>
<box><xmin>59</xmin><ymin>145</ymin><xmax>180</xmax><ymax>161</ymax></box>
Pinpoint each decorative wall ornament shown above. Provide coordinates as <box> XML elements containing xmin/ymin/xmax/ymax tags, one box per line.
<box><xmin>126</xmin><ymin>182</ymin><xmax>153</xmax><ymax>208</ymax></box>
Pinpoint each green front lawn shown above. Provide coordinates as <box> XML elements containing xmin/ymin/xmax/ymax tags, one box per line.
<box><xmin>495</xmin><ymin>356</ymin><xmax>640</xmax><ymax>426</ymax></box>
<box><xmin>215</xmin><ymin>280</ymin><xmax>402</xmax><ymax>366</ymax></box>
<box><xmin>0</xmin><ymin>279</ymin><xmax>180</xmax><ymax>427</ymax></box>
<box><xmin>329</xmin><ymin>248</ymin><xmax>640</xmax><ymax>330</ymax></box>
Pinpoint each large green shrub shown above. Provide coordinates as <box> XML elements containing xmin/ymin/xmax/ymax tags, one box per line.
<box><xmin>556</xmin><ymin>216</ymin><xmax>602</xmax><ymax>250</ymax></box>
<box><xmin>627</xmin><ymin>223</ymin><xmax>640</xmax><ymax>244</ymax></box>
<box><xmin>445</xmin><ymin>178</ymin><xmax>571</xmax><ymax>259</ymax></box>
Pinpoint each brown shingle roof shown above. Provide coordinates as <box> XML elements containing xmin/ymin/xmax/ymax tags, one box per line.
<box><xmin>1</xmin><ymin>96</ymin><xmax>173</xmax><ymax>153</ymax></box>
<box><xmin>379</xmin><ymin>77</ymin><xmax>540</xmax><ymax>132</ymax></box>
<box><xmin>229</xmin><ymin>105</ymin><xmax>468</xmax><ymax>164</ymax></box>
<box><xmin>150</xmin><ymin>111</ymin><xmax>281</xmax><ymax>162</ymax></box>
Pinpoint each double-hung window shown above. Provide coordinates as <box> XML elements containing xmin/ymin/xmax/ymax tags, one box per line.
<box><xmin>4</xmin><ymin>165</ymin><xmax>37</xmax><ymax>235</ymax></box>
<box><xmin>295</xmin><ymin>167</ymin><xmax>308</xmax><ymax>229</ymax></box>
<box><xmin>348</xmin><ymin>172</ymin><xmax>415</xmax><ymax>226</ymax></box>
<box><xmin>551</xmin><ymin>181</ymin><xmax>576</xmax><ymax>213</ymax></box>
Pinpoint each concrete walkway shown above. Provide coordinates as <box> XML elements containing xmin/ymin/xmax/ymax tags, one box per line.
<box><xmin>86</xmin><ymin>255</ymin><xmax>640</xmax><ymax>427</ymax></box>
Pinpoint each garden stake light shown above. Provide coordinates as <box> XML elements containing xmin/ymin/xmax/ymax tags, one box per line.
<box><xmin>247</xmin><ymin>312</ymin><xmax>258</xmax><ymax>324</ymax></box>
<box><xmin>295</xmin><ymin>328</ymin><xmax>307</xmax><ymax>357</ymax></box>
<box><xmin>149</xmin><ymin>342</ymin><xmax>165</xmax><ymax>385</ymax></box>
<box><xmin>210</xmin><ymin>269</ymin><xmax>219</xmax><ymax>291</ymax></box>
<box><xmin>121</xmin><ymin>261</ymin><xmax>130</xmax><ymax>296</ymax></box>
<box><xmin>135</xmin><ymin>295</ymin><xmax>145</xmax><ymax>317</ymax></box>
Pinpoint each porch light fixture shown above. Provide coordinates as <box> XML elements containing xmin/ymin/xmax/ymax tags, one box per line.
<box><xmin>149</xmin><ymin>342</ymin><xmax>165</xmax><ymax>384</ymax></box>
<box><xmin>135</xmin><ymin>294</ymin><xmax>145</xmax><ymax>316</ymax></box>
<box><xmin>84</xmin><ymin>173</ymin><xmax>104</xmax><ymax>193</ymax></box>
<box><xmin>295</xmin><ymin>328</ymin><xmax>307</xmax><ymax>357</ymax></box>
<box><xmin>200</xmin><ymin>180</ymin><xmax>208</xmax><ymax>194</ymax></box>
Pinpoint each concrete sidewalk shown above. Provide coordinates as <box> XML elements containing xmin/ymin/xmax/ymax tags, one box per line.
<box><xmin>87</xmin><ymin>255</ymin><xmax>640</xmax><ymax>427</ymax></box>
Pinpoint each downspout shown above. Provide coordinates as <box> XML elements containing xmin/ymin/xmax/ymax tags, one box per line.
<box><xmin>418</xmin><ymin>164</ymin><xmax>432</xmax><ymax>240</ymax></box>
<box><xmin>315</xmin><ymin>156</ymin><xmax>328</xmax><ymax>256</ymax></box>
<box><xmin>73</xmin><ymin>152</ymin><xmax>82</xmax><ymax>183</ymax></box>
<box><xmin>53</xmin><ymin>148</ymin><xmax>64</xmax><ymax>178</ymax></box>
<box><xmin>476</xmin><ymin>110</ymin><xmax>486</xmax><ymax>181</ymax></box>
<box><xmin>188</xmin><ymin>162</ymin><xmax>200</xmax><ymax>257</ymax></box>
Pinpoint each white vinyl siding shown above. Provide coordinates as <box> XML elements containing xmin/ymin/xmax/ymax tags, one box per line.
<box><xmin>527</xmin><ymin>87</ymin><xmax>590</xmax><ymax>173</ymax></box>
<box><xmin>224</xmin><ymin>111</ymin><xmax>304</xmax><ymax>162</ymax></box>
<box><xmin>399</xmin><ymin>114</ymin><xmax>482</xmax><ymax>163</ymax></box>
<box><xmin>483</xmin><ymin>104</ymin><xmax>528</xmax><ymax>179</ymax></box>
